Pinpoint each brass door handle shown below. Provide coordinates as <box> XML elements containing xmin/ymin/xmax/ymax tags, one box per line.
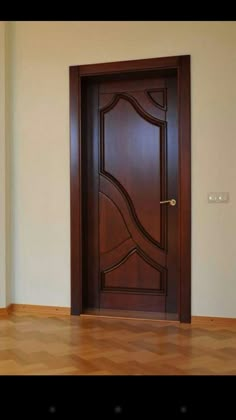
<box><xmin>160</xmin><ymin>199</ymin><xmax>176</xmax><ymax>206</ymax></box>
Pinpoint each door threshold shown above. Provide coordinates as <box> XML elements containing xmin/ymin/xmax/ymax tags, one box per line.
<box><xmin>81</xmin><ymin>308</ymin><xmax>179</xmax><ymax>323</ymax></box>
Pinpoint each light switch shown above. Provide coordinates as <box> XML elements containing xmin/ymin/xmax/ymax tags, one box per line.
<box><xmin>208</xmin><ymin>192</ymin><xmax>229</xmax><ymax>203</ymax></box>
<box><xmin>208</xmin><ymin>193</ymin><xmax>217</xmax><ymax>203</ymax></box>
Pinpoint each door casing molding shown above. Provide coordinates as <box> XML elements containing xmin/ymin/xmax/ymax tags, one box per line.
<box><xmin>69</xmin><ymin>55</ymin><xmax>191</xmax><ymax>322</ymax></box>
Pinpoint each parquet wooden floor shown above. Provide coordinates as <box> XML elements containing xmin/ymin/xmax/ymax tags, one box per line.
<box><xmin>0</xmin><ymin>313</ymin><xmax>236</xmax><ymax>375</ymax></box>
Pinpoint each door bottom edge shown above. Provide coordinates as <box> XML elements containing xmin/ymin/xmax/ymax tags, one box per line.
<box><xmin>81</xmin><ymin>308</ymin><xmax>179</xmax><ymax>323</ymax></box>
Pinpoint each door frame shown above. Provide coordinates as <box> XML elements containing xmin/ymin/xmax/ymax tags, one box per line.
<box><xmin>69</xmin><ymin>55</ymin><xmax>191</xmax><ymax>322</ymax></box>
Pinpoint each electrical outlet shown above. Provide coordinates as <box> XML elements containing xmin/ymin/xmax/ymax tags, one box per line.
<box><xmin>208</xmin><ymin>192</ymin><xmax>229</xmax><ymax>203</ymax></box>
<box><xmin>208</xmin><ymin>193</ymin><xmax>217</xmax><ymax>203</ymax></box>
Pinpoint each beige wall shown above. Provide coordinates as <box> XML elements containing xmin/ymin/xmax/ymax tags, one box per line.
<box><xmin>0</xmin><ymin>22</ymin><xmax>12</xmax><ymax>307</ymax></box>
<box><xmin>5</xmin><ymin>22</ymin><xmax>12</xmax><ymax>305</ymax></box>
<box><xmin>0</xmin><ymin>22</ymin><xmax>6</xmax><ymax>307</ymax></box>
<box><xmin>7</xmin><ymin>21</ymin><xmax>236</xmax><ymax>316</ymax></box>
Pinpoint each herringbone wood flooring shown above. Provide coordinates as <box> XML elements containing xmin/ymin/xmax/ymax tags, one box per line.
<box><xmin>0</xmin><ymin>313</ymin><xmax>236</xmax><ymax>375</ymax></box>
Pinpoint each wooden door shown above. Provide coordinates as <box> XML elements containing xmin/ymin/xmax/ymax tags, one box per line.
<box><xmin>83</xmin><ymin>74</ymin><xmax>179</xmax><ymax>318</ymax></box>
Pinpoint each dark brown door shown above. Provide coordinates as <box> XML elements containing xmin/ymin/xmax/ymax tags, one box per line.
<box><xmin>83</xmin><ymin>73</ymin><xmax>179</xmax><ymax>319</ymax></box>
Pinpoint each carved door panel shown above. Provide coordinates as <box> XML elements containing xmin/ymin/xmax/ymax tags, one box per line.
<box><xmin>84</xmin><ymin>75</ymin><xmax>179</xmax><ymax>318</ymax></box>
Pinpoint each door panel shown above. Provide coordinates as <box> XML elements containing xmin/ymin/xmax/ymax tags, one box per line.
<box><xmin>102</xmin><ymin>250</ymin><xmax>164</xmax><ymax>292</ymax></box>
<box><xmin>99</xmin><ymin>192</ymin><xmax>130</xmax><ymax>254</ymax></box>
<box><xmin>84</xmin><ymin>74</ymin><xmax>179</xmax><ymax>318</ymax></box>
<box><xmin>100</xmin><ymin>175</ymin><xmax>166</xmax><ymax>266</ymax></box>
<box><xmin>101</xmin><ymin>96</ymin><xmax>163</xmax><ymax>245</ymax></box>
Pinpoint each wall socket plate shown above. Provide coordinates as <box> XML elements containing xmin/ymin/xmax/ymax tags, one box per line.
<box><xmin>208</xmin><ymin>192</ymin><xmax>229</xmax><ymax>203</ymax></box>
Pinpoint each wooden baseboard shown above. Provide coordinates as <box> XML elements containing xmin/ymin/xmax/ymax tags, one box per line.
<box><xmin>1</xmin><ymin>306</ymin><xmax>236</xmax><ymax>324</ymax></box>
<box><xmin>192</xmin><ymin>316</ymin><xmax>236</xmax><ymax>326</ymax></box>
<box><xmin>0</xmin><ymin>307</ymin><xmax>9</xmax><ymax>316</ymax></box>
<box><xmin>8</xmin><ymin>304</ymin><xmax>71</xmax><ymax>316</ymax></box>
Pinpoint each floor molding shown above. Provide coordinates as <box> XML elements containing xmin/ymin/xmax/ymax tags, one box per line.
<box><xmin>8</xmin><ymin>304</ymin><xmax>71</xmax><ymax>316</ymax></box>
<box><xmin>0</xmin><ymin>307</ymin><xmax>9</xmax><ymax>316</ymax></box>
<box><xmin>1</xmin><ymin>305</ymin><xmax>236</xmax><ymax>324</ymax></box>
<box><xmin>192</xmin><ymin>316</ymin><xmax>236</xmax><ymax>326</ymax></box>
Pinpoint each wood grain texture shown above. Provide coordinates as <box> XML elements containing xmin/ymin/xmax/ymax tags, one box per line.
<box><xmin>70</xmin><ymin>66</ymin><xmax>82</xmax><ymax>315</ymax></box>
<box><xmin>0</xmin><ymin>313</ymin><xmax>235</xmax><ymax>375</ymax></box>
<box><xmin>70</xmin><ymin>55</ymin><xmax>191</xmax><ymax>321</ymax></box>
<box><xmin>9</xmin><ymin>304</ymin><xmax>70</xmax><ymax>316</ymax></box>
<box><xmin>99</xmin><ymin>192</ymin><xmax>130</xmax><ymax>254</ymax></box>
<box><xmin>77</xmin><ymin>56</ymin><xmax>180</xmax><ymax>76</ymax></box>
<box><xmin>178</xmin><ymin>55</ymin><xmax>191</xmax><ymax>322</ymax></box>
<box><xmin>100</xmin><ymin>175</ymin><xmax>166</xmax><ymax>266</ymax></box>
<box><xmin>101</xmin><ymin>93</ymin><xmax>163</xmax><ymax>245</ymax></box>
<box><xmin>0</xmin><ymin>308</ymin><xmax>9</xmax><ymax>316</ymax></box>
<box><xmin>101</xmin><ymin>249</ymin><xmax>163</xmax><ymax>292</ymax></box>
<box><xmin>165</xmin><ymin>77</ymin><xmax>179</xmax><ymax>316</ymax></box>
<box><xmin>82</xmin><ymin>82</ymin><xmax>100</xmax><ymax>309</ymax></box>
<box><xmin>192</xmin><ymin>316</ymin><xmax>236</xmax><ymax>326</ymax></box>
<box><xmin>3</xmin><ymin>305</ymin><xmax>236</xmax><ymax>325</ymax></box>
<box><xmin>87</xmin><ymin>75</ymin><xmax>177</xmax><ymax>315</ymax></box>
<box><xmin>82</xmin><ymin>309</ymin><xmax>179</xmax><ymax>321</ymax></box>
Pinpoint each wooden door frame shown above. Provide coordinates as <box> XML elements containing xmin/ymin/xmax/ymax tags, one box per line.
<box><xmin>69</xmin><ymin>55</ymin><xmax>191</xmax><ymax>322</ymax></box>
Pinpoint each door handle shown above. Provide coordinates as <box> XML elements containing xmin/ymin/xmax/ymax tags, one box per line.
<box><xmin>160</xmin><ymin>199</ymin><xmax>176</xmax><ymax>206</ymax></box>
